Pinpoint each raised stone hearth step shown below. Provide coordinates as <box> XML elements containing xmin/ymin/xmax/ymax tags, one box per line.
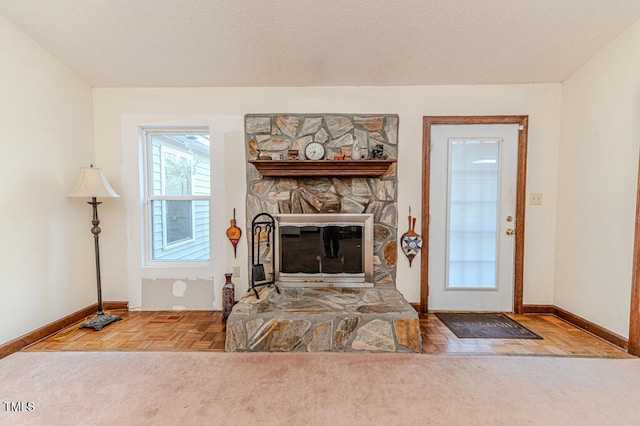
<box><xmin>225</xmin><ymin>287</ymin><xmax>422</xmax><ymax>353</ymax></box>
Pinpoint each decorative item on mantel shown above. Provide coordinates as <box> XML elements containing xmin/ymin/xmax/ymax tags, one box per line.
<box><xmin>401</xmin><ymin>207</ymin><xmax>423</xmax><ymax>267</ymax></box>
<box><xmin>371</xmin><ymin>143</ymin><xmax>387</xmax><ymax>159</ymax></box>
<box><xmin>256</xmin><ymin>149</ymin><xmax>270</xmax><ymax>160</ymax></box>
<box><xmin>288</xmin><ymin>149</ymin><xmax>299</xmax><ymax>160</ymax></box>
<box><xmin>226</xmin><ymin>208</ymin><xmax>242</xmax><ymax>258</ymax></box>
<box><xmin>352</xmin><ymin>139</ymin><xmax>362</xmax><ymax>160</ymax></box>
<box><xmin>222</xmin><ymin>273</ymin><xmax>235</xmax><ymax>321</ymax></box>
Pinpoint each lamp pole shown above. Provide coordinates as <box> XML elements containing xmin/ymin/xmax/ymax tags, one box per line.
<box><xmin>79</xmin><ymin>197</ymin><xmax>122</xmax><ymax>330</ymax></box>
<box><xmin>91</xmin><ymin>198</ymin><xmax>104</xmax><ymax>313</ymax></box>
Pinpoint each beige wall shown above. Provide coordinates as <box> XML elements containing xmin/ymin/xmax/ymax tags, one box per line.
<box><xmin>92</xmin><ymin>84</ymin><xmax>562</xmax><ymax>310</ymax></box>
<box><xmin>10</xmin><ymin>8</ymin><xmax>638</xmax><ymax>343</ymax></box>
<box><xmin>556</xmin><ymin>20</ymin><xmax>640</xmax><ymax>337</ymax></box>
<box><xmin>0</xmin><ymin>15</ymin><xmax>95</xmax><ymax>344</ymax></box>
<box><xmin>2</xmin><ymin>4</ymin><xmax>638</xmax><ymax>346</ymax></box>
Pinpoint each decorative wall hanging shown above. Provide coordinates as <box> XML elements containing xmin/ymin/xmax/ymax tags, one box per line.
<box><xmin>226</xmin><ymin>208</ymin><xmax>242</xmax><ymax>258</ymax></box>
<box><xmin>401</xmin><ymin>207</ymin><xmax>423</xmax><ymax>267</ymax></box>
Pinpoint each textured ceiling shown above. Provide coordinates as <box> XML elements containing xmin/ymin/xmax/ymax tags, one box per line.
<box><xmin>1</xmin><ymin>0</ymin><xmax>640</xmax><ymax>88</ymax></box>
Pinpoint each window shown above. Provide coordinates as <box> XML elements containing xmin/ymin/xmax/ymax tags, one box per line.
<box><xmin>143</xmin><ymin>129</ymin><xmax>211</xmax><ymax>263</ymax></box>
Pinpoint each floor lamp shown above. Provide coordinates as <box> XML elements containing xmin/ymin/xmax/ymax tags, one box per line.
<box><xmin>68</xmin><ymin>165</ymin><xmax>122</xmax><ymax>331</ymax></box>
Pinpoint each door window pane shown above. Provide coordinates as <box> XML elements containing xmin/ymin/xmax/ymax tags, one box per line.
<box><xmin>447</xmin><ymin>139</ymin><xmax>500</xmax><ymax>289</ymax></box>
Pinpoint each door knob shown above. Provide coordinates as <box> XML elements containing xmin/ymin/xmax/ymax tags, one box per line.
<box><xmin>506</xmin><ymin>228</ymin><xmax>515</xmax><ymax>236</ymax></box>
<box><xmin>506</xmin><ymin>215</ymin><xmax>514</xmax><ymax>222</ymax></box>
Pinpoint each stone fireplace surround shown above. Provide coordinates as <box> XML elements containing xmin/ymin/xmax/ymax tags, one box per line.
<box><xmin>245</xmin><ymin>113</ymin><xmax>399</xmax><ymax>286</ymax></box>
<box><xmin>224</xmin><ymin>113</ymin><xmax>422</xmax><ymax>352</ymax></box>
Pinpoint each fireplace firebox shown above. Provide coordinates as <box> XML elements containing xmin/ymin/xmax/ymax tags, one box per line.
<box><xmin>275</xmin><ymin>214</ymin><xmax>374</xmax><ymax>287</ymax></box>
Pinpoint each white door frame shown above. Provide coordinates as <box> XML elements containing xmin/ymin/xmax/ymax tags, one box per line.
<box><xmin>420</xmin><ymin>116</ymin><xmax>529</xmax><ymax>314</ymax></box>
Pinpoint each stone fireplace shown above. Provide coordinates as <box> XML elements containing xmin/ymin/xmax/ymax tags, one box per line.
<box><xmin>245</xmin><ymin>113</ymin><xmax>399</xmax><ymax>286</ymax></box>
<box><xmin>225</xmin><ymin>113</ymin><xmax>421</xmax><ymax>353</ymax></box>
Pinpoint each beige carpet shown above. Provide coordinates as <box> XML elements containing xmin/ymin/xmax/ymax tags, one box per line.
<box><xmin>1</xmin><ymin>352</ymin><xmax>640</xmax><ymax>425</ymax></box>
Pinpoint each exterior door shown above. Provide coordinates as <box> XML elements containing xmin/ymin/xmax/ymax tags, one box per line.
<box><xmin>428</xmin><ymin>124</ymin><xmax>520</xmax><ymax>312</ymax></box>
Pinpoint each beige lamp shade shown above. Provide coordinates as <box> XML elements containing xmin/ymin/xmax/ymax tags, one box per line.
<box><xmin>67</xmin><ymin>166</ymin><xmax>119</xmax><ymax>198</ymax></box>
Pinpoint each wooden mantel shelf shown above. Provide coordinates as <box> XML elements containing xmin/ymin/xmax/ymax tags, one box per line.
<box><xmin>249</xmin><ymin>159</ymin><xmax>396</xmax><ymax>177</ymax></box>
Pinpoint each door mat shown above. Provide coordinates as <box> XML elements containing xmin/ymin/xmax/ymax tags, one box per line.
<box><xmin>435</xmin><ymin>313</ymin><xmax>542</xmax><ymax>339</ymax></box>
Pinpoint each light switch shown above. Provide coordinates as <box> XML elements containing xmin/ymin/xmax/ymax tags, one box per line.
<box><xmin>232</xmin><ymin>266</ymin><xmax>241</xmax><ymax>277</ymax></box>
<box><xmin>529</xmin><ymin>193</ymin><xmax>543</xmax><ymax>205</ymax></box>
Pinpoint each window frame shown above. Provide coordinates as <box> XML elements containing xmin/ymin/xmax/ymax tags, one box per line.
<box><xmin>142</xmin><ymin>127</ymin><xmax>211</xmax><ymax>266</ymax></box>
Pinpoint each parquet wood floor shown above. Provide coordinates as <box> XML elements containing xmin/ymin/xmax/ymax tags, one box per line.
<box><xmin>25</xmin><ymin>310</ymin><xmax>226</xmax><ymax>352</ymax></box>
<box><xmin>24</xmin><ymin>310</ymin><xmax>632</xmax><ymax>358</ymax></box>
<box><xmin>423</xmin><ymin>313</ymin><xmax>632</xmax><ymax>358</ymax></box>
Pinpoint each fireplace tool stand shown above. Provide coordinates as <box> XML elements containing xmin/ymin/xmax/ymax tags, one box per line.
<box><xmin>250</xmin><ymin>212</ymin><xmax>280</xmax><ymax>299</ymax></box>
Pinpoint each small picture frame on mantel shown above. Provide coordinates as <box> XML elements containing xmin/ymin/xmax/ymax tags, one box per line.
<box><xmin>288</xmin><ymin>149</ymin><xmax>299</xmax><ymax>160</ymax></box>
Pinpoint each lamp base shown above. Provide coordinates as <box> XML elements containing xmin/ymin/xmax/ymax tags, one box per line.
<box><xmin>79</xmin><ymin>313</ymin><xmax>122</xmax><ymax>331</ymax></box>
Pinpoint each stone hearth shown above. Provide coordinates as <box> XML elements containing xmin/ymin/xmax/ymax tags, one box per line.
<box><xmin>225</xmin><ymin>287</ymin><xmax>422</xmax><ymax>353</ymax></box>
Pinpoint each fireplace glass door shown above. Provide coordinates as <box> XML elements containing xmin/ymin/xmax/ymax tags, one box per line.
<box><xmin>279</xmin><ymin>225</ymin><xmax>364</xmax><ymax>277</ymax></box>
